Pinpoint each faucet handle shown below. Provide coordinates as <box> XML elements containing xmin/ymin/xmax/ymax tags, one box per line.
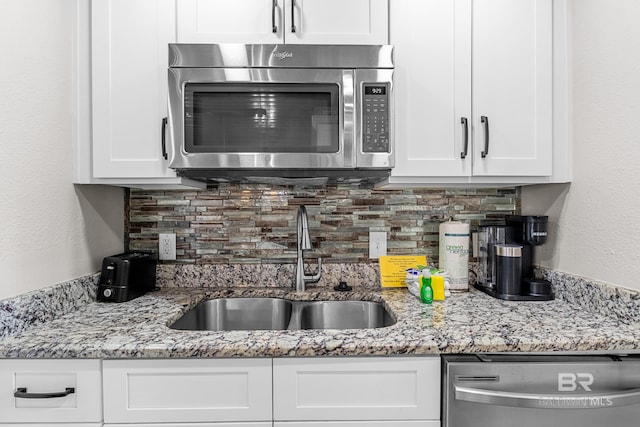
<box><xmin>304</xmin><ymin>257</ymin><xmax>322</xmax><ymax>284</ymax></box>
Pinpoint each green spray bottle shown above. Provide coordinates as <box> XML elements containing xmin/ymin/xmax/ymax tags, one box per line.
<box><xmin>420</xmin><ymin>275</ymin><xmax>433</xmax><ymax>304</ymax></box>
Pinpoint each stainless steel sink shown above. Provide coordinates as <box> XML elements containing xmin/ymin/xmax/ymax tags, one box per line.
<box><xmin>170</xmin><ymin>298</ymin><xmax>292</xmax><ymax>331</ymax></box>
<box><xmin>297</xmin><ymin>301</ymin><xmax>395</xmax><ymax>330</ymax></box>
<box><xmin>169</xmin><ymin>298</ymin><xmax>394</xmax><ymax>331</ymax></box>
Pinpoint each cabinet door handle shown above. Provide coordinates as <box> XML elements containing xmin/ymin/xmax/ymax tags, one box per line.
<box><xmin>14</xmin><ymin>387</ymin><xmax>75</xmax><ymax>399</ymax></box>
<box><xmin>480</xmin><ymin>115</ymin><xmax>489</xmax><ymax>158</ymax></box>
<box><xmin>290</xmin><ymin>0</ymin><xmax>296</xmax><ymax>33</ymax></box>
<box><xmin>161</xmin><ymin>117</ymin><xmax>168</xmax><ymax>160</ymax></box>
<box><xmin>460</xmin><ymin>117</ymin><xmax>469</xmax><ymax>159</ymax></box>
<box><xmin>272</xmin><ymin>0</ymin><xmax>278</xmax><ymax>33</ymax></box>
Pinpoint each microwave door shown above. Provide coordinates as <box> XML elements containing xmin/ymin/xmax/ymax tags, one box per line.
<box><xmin>168</xmin><ymin>68</ymin><xmax>354</xmax><ymax>171</ymax></box>
<box><xmin>184</xmin><ymin>83</ymin><xmax>341</xmax><ymax>159</ymax></box>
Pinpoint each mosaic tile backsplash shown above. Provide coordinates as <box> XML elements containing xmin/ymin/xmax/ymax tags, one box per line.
<box><xmin>127</xmin><ymin>184</ymin><xmax>520</xmax><ymax>264</ymax></box>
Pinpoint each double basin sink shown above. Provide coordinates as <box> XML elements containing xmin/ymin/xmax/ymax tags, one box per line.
<box><xmin>170</xmin><ymin>297</ymin><xmax>395</xmax><ymax>331</ymax></box>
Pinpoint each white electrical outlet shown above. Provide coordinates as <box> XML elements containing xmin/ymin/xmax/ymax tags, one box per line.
<box><xmin>369</xmin><ymin>231</ymin><xmax>387</xmax><ymax>259</ymax></box>
<box><xmin>159</xmin><ymin>233</ymin><xmax>176</xmax><ymax>260</ymax></box>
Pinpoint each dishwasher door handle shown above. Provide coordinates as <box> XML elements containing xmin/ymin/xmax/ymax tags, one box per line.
<box><xmin>455</xmin><ymin>385</ymin><xmax>640</xmax><ymax>409</ymax></box>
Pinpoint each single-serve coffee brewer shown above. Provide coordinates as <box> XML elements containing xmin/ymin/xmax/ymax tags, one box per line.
<box><xmin>475</xmin><ymin>215</ymin><xmax>554</xmax><ymax>301</ymax></box>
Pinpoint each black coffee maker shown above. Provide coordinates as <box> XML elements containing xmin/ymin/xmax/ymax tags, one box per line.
<box><xmin>501</xmin><ymin>215</ymin><xmax>554</xmax><ymax>300</ymax></box>
<box><xmin>474</xmin><ymin>215</ymin><xmax>554</xmax><ymax>301</ymax></box>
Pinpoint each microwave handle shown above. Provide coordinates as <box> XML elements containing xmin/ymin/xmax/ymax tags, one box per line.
<box><xmin>161</xmin><ymin>117</ymin><xmax>168</xmax><ymax>160</ymax></box>
<box><xmin>272</xmin><ymin>0</ymin><xmax>278</xmax><ymax>33</ymax></box>
<box><xmin>290</xmin><ymin>0</ymin><xmax>296</xmax><ymax>32</ymax></box>
<box><xmin>455</xmin><ymin>384</ymin><xmax>640</xmax><ymax>409</ymax></box>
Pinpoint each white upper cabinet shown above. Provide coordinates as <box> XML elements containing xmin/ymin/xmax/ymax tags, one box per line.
<box><xmin>471</xmin><ymin>0</ymin><xmax>552</xmax><ymax>177</ymax></box>
<box><xmin>77</xmin><ymin>0</ymin><xmax>568</xmax><ymax>188</ymax></box>
<box><xmin>176</xmin><ymin>0</ymin><xmax>283</xmax><ymax>44</ymax></box>
<box><xmin>75</xmin><ymin>0</ymin><xmax>204</xmax><ymax>188</ymax></box>
<box><xmin>385</xmin><ymin>0</ymin><xmax>568</xmax><ymax>187</ymax></box>
<box><xmin>285</xmin><ymin>0</ymin><xmax>389</xmax><ymax>44</ymax></box>
<box><xmin>92</xmin><ymin>0</ymin><xmax>177</xmax><ymax>179</ymax></box>
<box><xmin>390</xmin><ymin>0</ymin><xmax>471</xmax><ymax>178</ymax></box>
<box><xmin>74</xmin><ymin>0</ymin><xmax>387</xmax><ymax>188</ymax></box>
<box><xmin>177</xmin><ymin>0</ymin><xmax>389</xmax><ymax>44</ymax></box>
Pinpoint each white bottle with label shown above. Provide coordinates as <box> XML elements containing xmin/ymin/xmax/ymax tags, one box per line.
<box><xmin>439</xmin><ymin>221</ymin><xmax>470</xmax><ymax>291</ymax></box>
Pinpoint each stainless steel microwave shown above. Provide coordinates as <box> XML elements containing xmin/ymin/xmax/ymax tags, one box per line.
<box><xmin>167</xmin><ymin>44</ymin><xmax>394</xmax><ymax>184</ymax></box>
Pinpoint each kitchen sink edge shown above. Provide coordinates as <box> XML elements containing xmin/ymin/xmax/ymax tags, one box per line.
<box><xmin>164</xmin><ymin>288</ymin><xmax>399</xmax><ymax>332</ymax></box>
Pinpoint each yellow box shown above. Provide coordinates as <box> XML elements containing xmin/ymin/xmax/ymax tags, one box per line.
<box><xmin>432</xmin><ymin>275</ymin><xmax>445</xmax><ymax>300</ymax></box>
<box><xmin>379</xmin><ymin>255</ymin><xmax>427</xmax><ymax>288</ymax></box>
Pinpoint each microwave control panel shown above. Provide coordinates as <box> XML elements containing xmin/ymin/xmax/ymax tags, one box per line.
<box><xmin>362</xmin><ymin>83</ymin><xmax>390</xmax><ymax>153</ymax></box>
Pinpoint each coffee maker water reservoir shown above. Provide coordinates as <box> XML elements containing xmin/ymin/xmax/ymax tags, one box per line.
<box><xmin>476</xmin><ymin>221</ymin><xmax>505</xmax><ymax>290</ymax></box>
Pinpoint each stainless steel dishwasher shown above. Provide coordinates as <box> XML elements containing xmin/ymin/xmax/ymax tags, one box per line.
<box><xmin>442</xmin><ymin>354</ymin><xmax>640</xmax><ymax>427</ymax></box>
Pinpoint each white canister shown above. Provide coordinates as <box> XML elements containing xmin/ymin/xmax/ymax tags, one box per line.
<box><xmin>439</xmin><ymin>221</ymin><xmax>470</xmax><ymax>291</ymax></box>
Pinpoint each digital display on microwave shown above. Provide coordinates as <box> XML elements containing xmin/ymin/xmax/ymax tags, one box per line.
<box><xmin>364</xmin><ymin>86</ymin><xmax>386</xmax><ymax>95</ymax></box>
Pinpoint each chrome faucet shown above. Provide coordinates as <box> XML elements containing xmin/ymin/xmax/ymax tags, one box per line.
<box><xmin>295</xmin><ymin>205</ymin><xmax>322</xmax><ymax>291</ymax></box>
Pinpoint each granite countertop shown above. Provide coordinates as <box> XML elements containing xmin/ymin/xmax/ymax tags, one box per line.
<box><xmin>2</xmin><ymin>280</ymin><xmax>640</xmax><ymax>358</ymax></box>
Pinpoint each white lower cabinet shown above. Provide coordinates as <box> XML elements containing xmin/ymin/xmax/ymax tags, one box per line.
<box><xmin>274</xmin><ymin>422</ymin><xmax>436</xmax><ymax>426</ymax></box>
<box><xmin>1</xmin><ymin>425</ymin><xmax>101</xmax><ymax>427</ymax></box>
<box><xmin>273</xmin><ymin>357</ymin><xmax>440</xmax><ymax>425</ymax></box>
<box><xmin>101</xmin><ymin>357</ymin><xmax>440</xmax><ymax>426</ymax></box>
<box><xmin>0</xmin><ymin>359</ymin><xmax>102</xmax><ymax>425</ymax></box>
<box><xmin>106</xmin><ymin>424</ymin><xmax>270</xmax><ymax>427</ymax></box>
<box><xmin>102</xmin><ymin>359</ymin><xmax>272</xmax><ymax>424</ymax></box>
<box><xmin>2</xmin><ymin>425</ymin><xmax>102</xmax><ymax>427</ymax></box>
<box><xmin>1</xmin><ymin>357</ymin><xmax>440</xmax><ymax>426</ymax></box>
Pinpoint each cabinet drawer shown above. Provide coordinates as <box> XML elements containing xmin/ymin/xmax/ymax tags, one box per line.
<box><xmin>273</xmin><ymin>357</ymin><xmax>440</xmax><ymax>421</ymax></box>
<box><xmin>105</xmin><ymin>424</ymin><xmax>271</xmax><ymax>427</ymax></box>
<box><xmin>275</xmin><ymin>422</ymin><xmax>439</xmax><ymax>427</ymax></box>
<box><xmin>1</xmin><ymin>424</ymin><xmax>101</xmax><ymax>427</ymax></box>
<box><xmin>0</xmin><ymin>359</ymin><xmax>102</xmax><ymax>424</ymax></box>
<box><xmin>103</xmin><ymin>358</ymin><xmax>272</xmax><ymax>423</ymax></box>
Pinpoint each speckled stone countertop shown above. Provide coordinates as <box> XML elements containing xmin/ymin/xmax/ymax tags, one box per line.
<box><xmin>2</xmin><ymin>266</ymin><xmax>640</xmax><ymax>358</ymax></box>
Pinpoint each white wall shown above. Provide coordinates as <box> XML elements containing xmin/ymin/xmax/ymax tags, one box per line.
<box><xmin>522</xmin><ymin>0</ymin><xmax>640</xmax><ymax>290</ymax></box>
<box><xmin>0</xmin><ymin>1</ymin><xmax>124</xmax><ymax>299</ymax></box>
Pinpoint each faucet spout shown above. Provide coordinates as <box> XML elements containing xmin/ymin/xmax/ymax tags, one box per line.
<box><xmin>295</xmin><ymin>205</ymin><xmax>322</xmax><ymax>291</ymax></box>
<box><xmin>297</xmin><ymin>206</ymin><xmax>312</xmax><ymax>250</ymax></box>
